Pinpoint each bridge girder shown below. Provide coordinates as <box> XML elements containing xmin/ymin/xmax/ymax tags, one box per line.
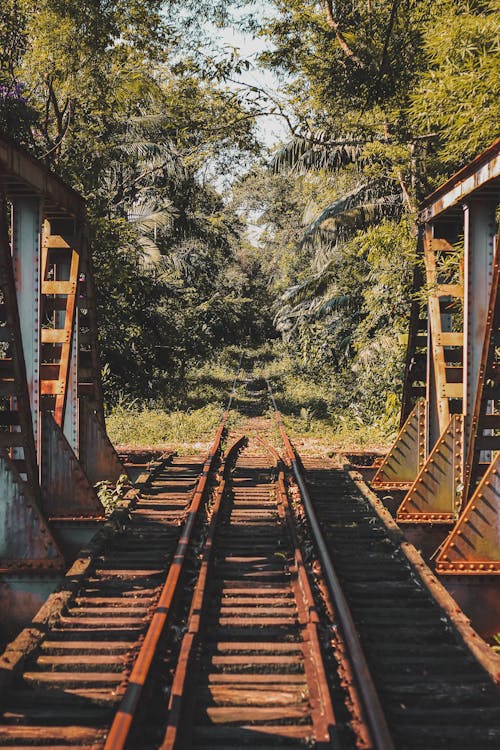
<box><xmin>373</xmin><ymin>138</ymin><xmax>500</xmax><ymax>574</ymax></box>
<box><xmin>0</xmin><ymin>136</ymin><xmax>125</xmax><ymax>636</ymax></box>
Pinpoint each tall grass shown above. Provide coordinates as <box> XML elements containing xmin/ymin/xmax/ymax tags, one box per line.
<box><xmin>106</xmin><ymin>403</ymin><xmax>224</xmax><ymax>449</ymax></box>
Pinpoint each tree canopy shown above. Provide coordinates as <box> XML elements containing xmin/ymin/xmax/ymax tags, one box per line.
<box><xmin>1</xmin><ymin>0</ymin><xmax>497</xmax><ymax>425</ymax></box>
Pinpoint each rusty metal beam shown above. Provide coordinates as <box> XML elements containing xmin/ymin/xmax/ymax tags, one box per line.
<box><xmin>380</xmin><ymin>140</ymin><xmax>500</xmax><ymax>542</ymax></box>
<box><xmin>41</xmin><ymin>412</ymin><xmax>104</xmax><ymax>518</ymax></box>
<box><xmin>420</xmin><ymin>137</ymin><xmax>500</xmax><ymax>222</ymax></box>
<box><xmin>0</xmin><ymin>136</ymin><xmax>85</xmax><ymax>220</ymax></box>
<box><xmin>436</xmin><ymin>452</ymin><xmax>500</xmax><ymax>575</ymax></box>
<box><xmin>79</xmin><ymin>399</ymin><xmax>126</xmax><ymax>485</ymax></box>
<box><xmin>464</xmin><ymin>230</ymin><xmax>500</xmax><ymax>498</ymax></box>
<box><xmin>0</xmin><ymin>136</ymin><xmax>124</xmax><ymax>635</ymax></box>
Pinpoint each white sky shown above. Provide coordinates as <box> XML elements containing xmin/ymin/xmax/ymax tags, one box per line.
<box><xmin>205</xmin><ymin>8</ymin><xmax>291</xmax><ymax>149</ymax></box>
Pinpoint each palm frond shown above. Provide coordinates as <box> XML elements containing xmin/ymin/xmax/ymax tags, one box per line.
<box><xmin>128</xmin><ymin>201</ymin><xmax>176</xmax><ymax>232</ymax></box>
<box><xmin>272</xmin><ymin>130</ymin><xmax>365</xmax><ymax>175</ymax></box>
<box><xmin>300</xmin><ymin>183</ymin><xmax>402</xmax><ymax>257</ymax></box>
<box><xmin>127</xmin><ymin>201</ymin><xmax>177</xmax><ymax>264</ymax></box>
<box><xmin>281</xmin><ymin>264</ymin><xmax>337</xmax><ymax>305</ymax></box>
<box><xmin>136</xmin><ymin>235</ymin><xmax>162</xmax><ymax>264</ymax></box>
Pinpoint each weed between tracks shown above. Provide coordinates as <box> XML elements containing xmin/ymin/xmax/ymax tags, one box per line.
<box><xmin>106</xmin><ymin>357</ymin><xmax>242</xmax><ymax>453</ymax></box>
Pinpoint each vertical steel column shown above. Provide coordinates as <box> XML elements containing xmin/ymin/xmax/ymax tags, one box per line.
<box><xmin>63</xmin><ymin>307</ymin><xmax>79</xmax><ymax>454</ymax></box>
<box><xmin>427</xmin><ymin>324</ymin><xmax>441</xmax><ymax>452</ymax></box>
<box><xmin>11</xmin><ymin>198</ymin><xmax>41</xmax><ymax>469</ymax></box>
<box><xmin>425</xmin><ymin>223</ymin><xmax>441</xmax><ymax>453</ymax></box>
<box><xmin>463</xmin><ymin>201</ymin><xmax>497</xmax><ymax>463</ymax></box>
<box><xmin>54</xmin><ymin>240</ymin><xmax>79</xmax><ymax>452</ymax></box>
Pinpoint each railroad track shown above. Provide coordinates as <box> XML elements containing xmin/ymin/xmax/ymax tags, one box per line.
<box><xmin>0</xmin><ymin>372</ymin><xmax>499</xmax><ymax>749</ymax></box>
<box><xmin>301</xmin><ymin>462</ymin><xmax>500</xmax><ymax>749</ymax></box>
<box><xmin>159</xmin><ymin>437</ymin><xmax>336</xmax><ymax>750</ymax></box>
<box><xmin>0</xmin><ymin>453</ymin><xmax>210</xmax><ymax>748</ymax></box>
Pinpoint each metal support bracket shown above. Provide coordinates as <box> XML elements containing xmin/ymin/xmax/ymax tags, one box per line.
<box><xmin>79</xmin><ymin>399</ymin><xmax>127</xmax><ymax>485</ymax></box>
<box><xmin>397</xmin><ymin>414</ymin><xmax>464</xmax><ymax>523</ymax></box>
<box><xmin>372</xmin><ymin>400</ymin><xmax>426</xmax><ymax>490</ymax></box>
<box><xmin>41</xmin><ymin>412</ymin><xmax>104</xmax><ymax>518</ymax></box>
<box><xmin>0</xmin><ymin>452</ymin><xmax>62</xmax><ymax>566</ymax></box>
<box><xmin>436</xmin><ymin>452</ymin><xmax>500</xmax><ymax>574</ymax></box>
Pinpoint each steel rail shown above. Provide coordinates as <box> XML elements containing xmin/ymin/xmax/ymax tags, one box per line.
<box><xmin>103</xmin><ymin>369</ymin><xmax>242</xmax><ymax>750</ymax></box>
<box><xmin>162</xmin><ymin>433</ymin><xmax>336</xmax><ymax>748</ymax></box>
<box><xmin>160</xmin><ymin>436</ymin><xmax>247</xmax><ymax>750</ymax></box>
<box><xmin>265</xmin><ymin>378</ymin><xmax>396</xmax><ymax>750</ymax></box>
<box><xmin>257</xmin><ymin>435</ymin><xmax>338</xmax><ymax>745</ymax></box>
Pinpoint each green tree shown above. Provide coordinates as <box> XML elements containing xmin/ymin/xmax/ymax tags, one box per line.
<box><xmin>411</xmin><ymin>0</ymin><xmax>500</xmax><ymax>172</ymax></box>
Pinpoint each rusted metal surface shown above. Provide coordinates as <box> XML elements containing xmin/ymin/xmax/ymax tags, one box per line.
<box><xmin>0</xmin><ymin>139</ymin><xmax>126</xmax><ymax>621</ymax></box>
<box><xmin>0</xmin><ymin>476</ymin><xmax>143</xmax><ymax>698</ymax></box>
<box><xmin>103</xmin><ymin>414</ymin><xmax>228</xmax><ymax>750</ymax></box>
<box><xmin>377</xmin><ymin>140</ymin><xmax>500</xmax><ymax>558</ymax></box>
<box><xmin>371</xmin><ymin>400</ymin><xmax>426</xmax><ymax>490</ymax></box>
<box><xmin>0</xmin><ymin>189</ymin><xmax>63</xmax><ymax>599</ymax></box>
<box><xmin>76</xmin><ymin>242</ymin><xmax>107</xmax><ymax>422</ymax></box>
<box><xmin>78</xmin><ymin>399</ymin><xmax>126</xmax><ymax>486</ymax></box>
<box><xmin>3</xmin><ymin>374</ymin><xmax>500</xmax><ymax>748</ymax></box>
<box><xmin>0</xmin><ymin>195</ymin><xmax>48</xmax><ymax>514</ymax></box>
<box><xmin>397</xmin><ymin>413</ymin><xmax>464</xmax><ymax>523</ymax></box>
<box><xmin>465</xmin><ymin>230</ymin><xmax>500</xmax><ymax>498</ymax></box>
<box><xmin>423</xmin><ymin>229</ymin><xmax>464</xmax><ymax>435</ymax></box>
<box><xmin>267</xmin><ymin>382</ymin><xmax>395</xmax><ymax>750</ymax></box>
<box><xmin>299</xmin><ymin>457</ymin><xmax>500</xmax><ymax>747</ymax></box>
<box><xmin>160</xmin><ymin>438</ymin><xmax>337</xmax><ymax>750</ymax></box>
<box><xmin>436</xmin><ymin>452</ymin><xmax>500</xmax><ymax>574</ymax></box>
<box><xmin>463</xmin><ymin>205</ymin><xmax>497</xmax><ymax>467</ymax></box>
<box><xmin>41</xmin><ymin>412</ymin><xmax>104</xmax><ymax>518</ymax></box>
<box><xmin>40</xmin><ymin>224</ymin><xmax>80</xmax><ymax>429</ymax></box>
<box><xmin>0</xmin><ymin>453</ymin><xmax>204</xmax><ymax>748</ymax></box>
<box><xmin>350</xmin><ymin>470</ymin><xmax>500</xmax><ymax>681</ymax></box>
<box><xmin>420</xmin><ymin>137</ymin><xmax>500</xmax><ymax>222</ymax></box>
<box><xmin>11</xmin><ymin>198</ymin><xmax>41</xmax><ymax>459</ymax></box>
<box><xmin>0</xmin><ymin>136</ymin><xmax>85</xmax><ymax>220</ymax></box>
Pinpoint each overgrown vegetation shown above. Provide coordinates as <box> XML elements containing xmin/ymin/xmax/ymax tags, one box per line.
<box><xmin>1</xmin><ymin>0</ymin><xmax>498</xmax><ymax>448</ymax></box>
<box><xmin>95</xmin><ymin>474</ymin><xmax>133</xmax><ymax>516</ymax></box>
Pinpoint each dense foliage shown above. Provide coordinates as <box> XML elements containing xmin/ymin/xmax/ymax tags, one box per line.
<box><xmin>0</xmin><ymin>0</ymin><xmax>273</xmax><ymax>407</ymax></box>
<box><xmin>232</xmin><ymin>0</ymin><xmax>500</xmax><ymax>426</ymax></box>
<box><xmin>0</xmin><ymin>0</ymin><xmax>498</xmax><ymax>430</ymax></box>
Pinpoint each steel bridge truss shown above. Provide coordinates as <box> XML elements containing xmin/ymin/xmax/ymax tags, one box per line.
<box><xmin>0</xmin><ymin>137</ymin><xmax>124</xmax><ymax>630</ymax></box>
<box><xmin>373</xmin><ymin>138</ymin><xmax>500</xmax><ymax>574</ymax></box>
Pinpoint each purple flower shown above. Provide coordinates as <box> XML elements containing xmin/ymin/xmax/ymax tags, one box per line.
<box><xmin>0</xmin><ymin>82</ymin><xmax>27</xmax><ymax>103</ymax></box>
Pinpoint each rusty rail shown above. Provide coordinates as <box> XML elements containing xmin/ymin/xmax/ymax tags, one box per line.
<box><xmin>266</xmin><ymin>379</ymin><xmax>396</xmax><ymax>750</ymax></box>
<box><xmin>160</xmin><ymin>435</ymin><xmax>247</xmax><ymax>749</ymax></box>
<box><xmin>157</xmin><ymin>432</ymin><xmax>337</xmax><ymax>748</ymax></box>
<box><xmin>103</xmin><ymin>371</ymin><xmax>241</xmax><ymax>750</ymax></box>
